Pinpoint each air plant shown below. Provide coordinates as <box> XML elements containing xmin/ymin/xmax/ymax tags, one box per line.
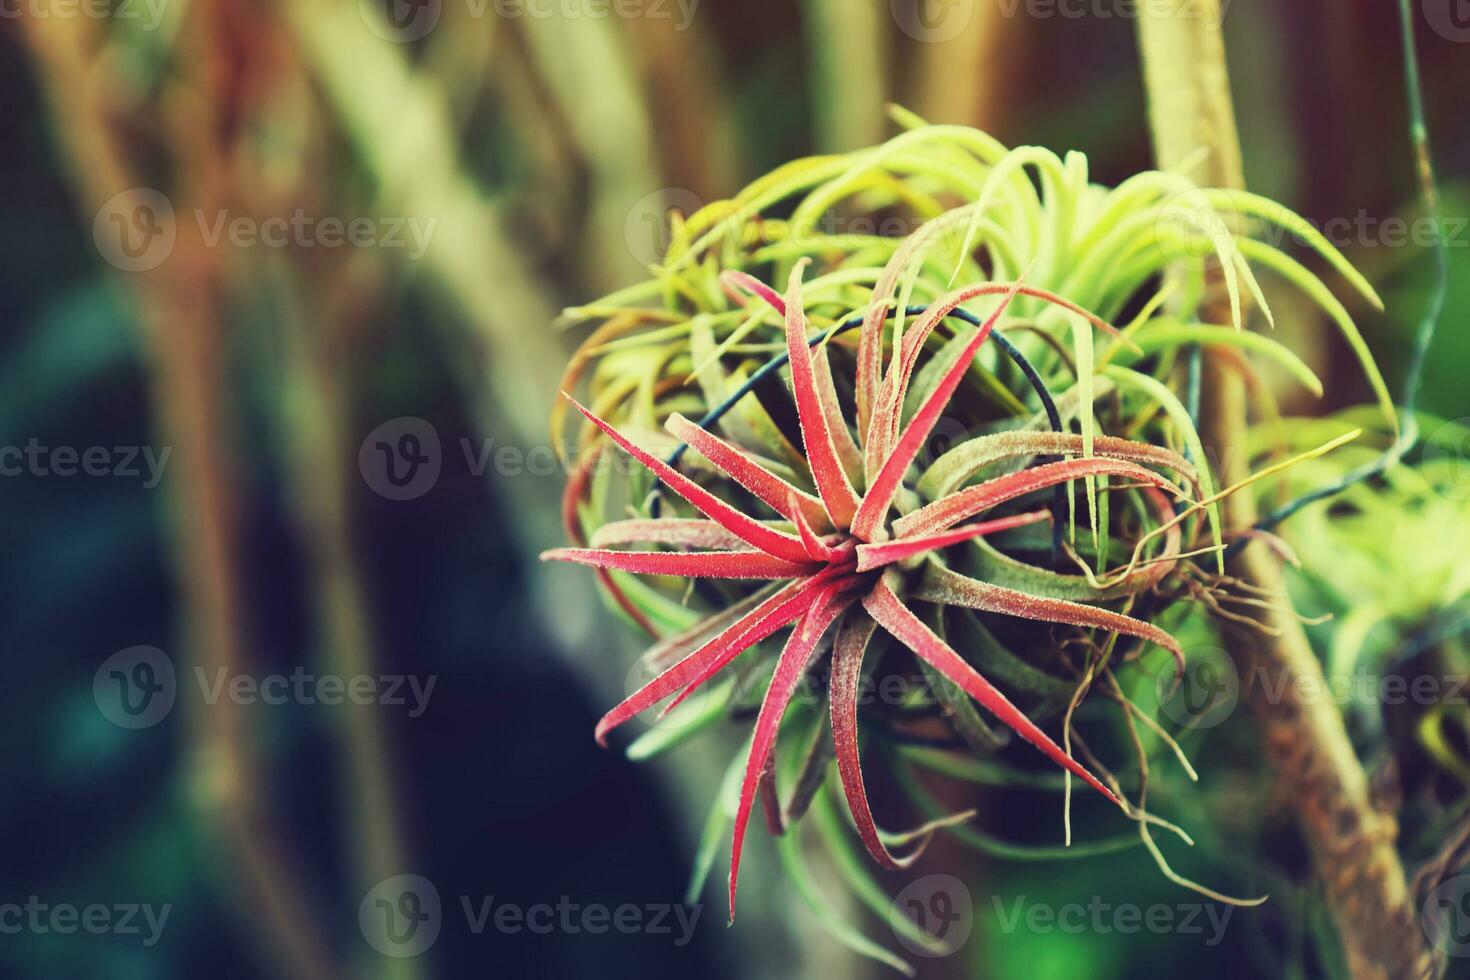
<box><xmin>546</xmin><ymin>260</ymin><xmax>1195</xmax><ymax>921</ymax></box>
<box><xmin>549</xmin><ymin>117</ymin><xmax>1386</xmax><ymax>967</ymax></box>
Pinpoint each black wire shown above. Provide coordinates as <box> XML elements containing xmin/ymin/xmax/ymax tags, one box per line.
<box><xmin>647</xmin><ymin>305</ymin><xmax>1069</xmax><ymax>555</ymax></box>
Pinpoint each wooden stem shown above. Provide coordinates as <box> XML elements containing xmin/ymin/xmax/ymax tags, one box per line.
<box><xmin>1135</xmin><ymin>5</ymin><xmax>1433</xmax><ymax>977</ymax></box>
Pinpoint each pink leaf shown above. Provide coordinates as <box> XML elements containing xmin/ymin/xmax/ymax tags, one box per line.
<box><xmin>789</xmin><ymin>492</ymin><xmax>844</xmax><ymax>563</ymax></box>
<box><xmin>914</xmin><ymin>563</ymin><xmax>1185</xmax><ymax>677</ymax></box>
<box><xmin>850</xmin><ymin>280</ymin><xmax>1024</xmax><ymax>541</ymax></box>
<box><xmin>541</xmin><ymin>547</ymin><xmax>814</xmax><ymax>579</ymax></box>
<box><xmin>784</xmin><ymin>263</ymin><xmax>861</xmax><ymax>528</ymax></box>
<box><xmin>729</xmin><ymin>583</ymin><xmax>854</xmax><ymax>921</ymax></box>
<box><xmin>566</xmin><ymin>394</ymin><xmax>812</xmax><ymax>563</ymax></box>
<box><xmin>830</xmin><ymin>609</ymin><xmax>966</xmax><ymax>869</ymax></box>
<box><xmin>812</xmin><ymin>344</ymin><xmax>865</xmax><ymax>488</ymax></box>
<box><xmin>855</xmin><ymin>510</ymin><xmax>1051</xmax><ymax>572</ymax></box>
<box><xmin>880</xmin><ymin>285</ymin><xmax>1116</xmax><ymax>443</ymax></box>
<box><xmin>659</xmin><ymin>566</ymin><xmax>856</xmax><ymax>718</ymax></box>
<box><xmin>594</xmin><ymin>576</ymin><xmax>826</xmax><ymax>746</ymax></box>
<box><xmin>590</xmin><ymin>519</ymin><xmax>761</xmax><ymax>551</ymax></box>
<box><xmin>862</xmin><ymin>577</ymin><xmax>1123</xmax><ymax>808</ymax></box>
<box><xmin>665</xmin><ymin>413</ymin><xmax>829</xmax><ymax>531</ymax></box>
<box><xmin>720</xmin><ymin>270</ymin><xmax>785</xmax><ymax>315</ymax></box>
<box><xmin>894</xmin><ymin>457</ymin><xmax>1182</xmax><ymax>539</ymax></box>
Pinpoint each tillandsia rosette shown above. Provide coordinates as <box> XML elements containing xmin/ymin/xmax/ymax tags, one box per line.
<box><xmin>545</xmin><ymin>116</ymin><xmax>1388</xmax><ymax>964</ymax></box>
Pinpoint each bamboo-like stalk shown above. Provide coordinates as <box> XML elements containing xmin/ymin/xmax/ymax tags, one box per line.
<box><xmin>1135</xmin><ymin>6</ymin><xmax>1432</xmax><ymax>977</ymax></box>
<box><xmin>20</xmin><ymin>12</ymin><xmax>336</xmax><ymax>980</ymax></box>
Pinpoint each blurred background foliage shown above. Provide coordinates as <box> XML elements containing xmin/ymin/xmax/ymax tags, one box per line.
<box><xmin>2</xmin><ymin>0</ymin><xmax>1467</xmax><ymax>977</ymax></box>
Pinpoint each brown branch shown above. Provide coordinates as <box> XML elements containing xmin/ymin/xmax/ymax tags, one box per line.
<box><xmin>20</xmin><ymin>12</ymin><xmax>336</xmax><ymax>980</ymax></box>
<box><xmin>1135</xmin><ymin>5</ymin><xmax>1433</xmax><ymax>977</ymax></box>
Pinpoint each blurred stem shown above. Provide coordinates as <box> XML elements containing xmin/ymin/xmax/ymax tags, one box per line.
<box><xmin>1136</xmin><ymin>6</ymin><xmax>1431</xmax><ymax>977</ymax></box>
<box><xmin>287</xmin><ymin>0</ymin><xmax>565</xmax><ymax>448</ymax></box>
<box><xmin>269</xmin><ymin>257</ymin><xmax>419</xmax><ymax>980</ymax></box>
<box><xmin>20</xmin><ymin>12</ymin><xmax>336</xmax><ymax>980</ymax></box>
<box><xmin>910</xmin><ymin>2</ymin><xmax>1008</xmax><ymax>129</ymax></box>
<box><xmin>805</xmin><ymin>0</ymin><xmax>887</xmax><ymax>151</ymax></box>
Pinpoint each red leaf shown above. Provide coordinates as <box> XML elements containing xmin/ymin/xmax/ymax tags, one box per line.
<box><xmin>729</xmin><ymin>582</ymin><xmax>854</xmax><ymax>921</ymax></box>
<box><xmin>880</xmin><ymin>285</ymin><xmax>1116</xmax><ymax>440</ymax></box>
<box><xmin>850</xmin><ymin>280</ymin><xmax>1023</xmax><ymax>541</ymax></box>
<box><xmin>720</xmin><ymin>270</ymin><xmax>785</xmax><ymax>314</ymax></box>
<box><xmin>812</xmin><ymin>344</ymin><xmax>865</xmax><ymax>487</ymax></box>
<box><xmin>789</xmin><ymin>492</ymin><xmax>844</xmax><ymax>563</ymax></box>
<box><xmin>854</xmin><ymin>510</ymin><xmax>1050</xmax><ymax>572</ymax></box>
<box><xmin>591</xmin><ymin>518</ymin><xmax>751</xmax><ymax>551</ymax></box>
<box><xmin>829</xmin><ymin>609</ymin><xmax>958</xmax><ymax>869</ymax></box>
<box><xmin>862</xmin><ymin>577</ymin><xmax>1123</xmax><ymax>808</ymax></box>
<box><xmin>595</xmin><ymin>574</ymin><xmax>828</xmax><ymax>745</ymax></box>
<box><xmin>541</xmin><ymin>547</ymin><xmax>814</xmax><ymax>579</ymax></box>
<box><xmin>562</xmin><ymin>442</ymin><xmax>658</xmax><ymax>637</ymax></box>
<box><xmin>894</xmin><ymin>457</ymin><xmax>1182</xmax><ymax>539</ymax></box>
<box><xmin>784</xmin><ymin>263</ymin><xmax>861</xmax><ymax>527</ymax></box>
<box><xmin>658</xmin><ymin>565</ymin><xmax>855</xmax><ymax>718</ymax></box>
<box><xmin>567</xmin><ymin>394</ymin><xmax>813</xmax><ymax>563</ymax></box>
<box><xmin>665</xmin><ymin>413</ymin><xmax>830</xmax><ymax>531</ymax></box>
<box><xmin>915</xmin><ymin>563</ymin><xmax>1185</xmax><ymax>677</ymax></box>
